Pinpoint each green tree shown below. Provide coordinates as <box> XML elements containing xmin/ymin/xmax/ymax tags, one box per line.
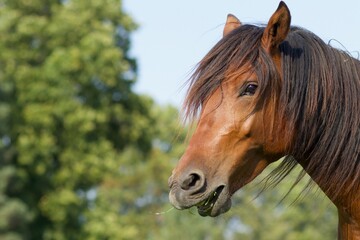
<box><xmin>81</xmin><ymin>105</ymin><xmax>189</xmax><ymax>240</ymax></box>
<box><xmin>0</xmin><ymin>0</ymin><xmax>154</xmax><ymax>239</ymax></box>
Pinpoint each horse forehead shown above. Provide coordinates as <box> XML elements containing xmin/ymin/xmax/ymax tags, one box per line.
<box><xmin>201</xmin><ymin>70</ymin><xmax>257</xmax><ymax>111</ymax></box>
<box><xmin>201</xmin><ymin>87</ymin><xmax>233</xmax><ymax>117</ymax></box>
<box><xmin>223</xmin><ymin>68</ymin><xmax>258</xmax><ymax>89</ymax></box>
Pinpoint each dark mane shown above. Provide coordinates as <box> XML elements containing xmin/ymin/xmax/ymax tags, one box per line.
<box><xmin>183</xmin><ymin>24</ymin><xmax>360</xmax><ymax>201</ymax></box>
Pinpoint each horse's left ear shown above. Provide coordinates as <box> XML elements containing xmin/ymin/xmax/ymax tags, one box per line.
<box><xmin>223</xmin><ymin>14</ymin><xmax>241</xmax><ymax>37</ymax></box>
<box><xmin>262</xmin><ymin>1</ymin><xmax>291</xmax><ymax>55</ymax></box>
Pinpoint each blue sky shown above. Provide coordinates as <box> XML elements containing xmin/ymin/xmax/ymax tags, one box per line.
<box><xmin>124</xmin><ymin>0</ymin><xmax>360</xmax><ymax>106</ymax></box>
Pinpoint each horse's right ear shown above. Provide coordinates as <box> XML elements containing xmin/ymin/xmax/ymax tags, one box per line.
<box><xmin>223</xmin><ymin>14</ymin><xmax>241</xmax><ymax>37</ymax></box>
<box><xmin>262</xmin><ymin>1</ymin><xmax>291</xmax><ymax>55</ymax></box>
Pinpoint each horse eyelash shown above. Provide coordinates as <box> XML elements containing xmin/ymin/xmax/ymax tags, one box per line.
<box><xmin>239</xmin><ymin>81</ymin><xmax>258</xmax><ymax>97</ymax></box>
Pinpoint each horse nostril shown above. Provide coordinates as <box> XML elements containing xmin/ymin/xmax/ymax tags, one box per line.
<box><xmin>180</xmin><ymin>172</ymin><xmax>204</xmax><ymax>191</ymax></box>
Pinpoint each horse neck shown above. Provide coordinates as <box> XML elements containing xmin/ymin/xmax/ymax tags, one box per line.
<box><xmin>338</xmin><ymin>202</ymin><xmax>360</xmax><ymax>240</ymax></box>
<box><xmin>297</xmin><ymin>161</ymin><xmax>360</xmax><ymax>239</ymax></box>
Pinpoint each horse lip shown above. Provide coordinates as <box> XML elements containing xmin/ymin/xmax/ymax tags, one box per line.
<box><xmin>168</xmin><ymin>175</ymin><xmax>174</xmax><ymax>188</ymax></box>
<box><xmin>169</xmin><ymin>183</ymin><xmax>231</xmax><ymax>215</ymax></box>
<box><xmin>196</xmin><ymin>185</ymin><xmax>231</xmax><ymax>217</ymax></box>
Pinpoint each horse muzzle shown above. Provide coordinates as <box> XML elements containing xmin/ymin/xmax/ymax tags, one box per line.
<box><xmin>168</xmin><ymin>170</ymin><xmax>232</xmax><ymax>217</ymax></box>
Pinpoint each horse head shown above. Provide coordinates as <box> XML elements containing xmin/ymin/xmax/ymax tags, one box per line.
<box><xmin>168</xmin><ymin>2</ymin><xmax>291</xmax><ymax>217</ymax></box>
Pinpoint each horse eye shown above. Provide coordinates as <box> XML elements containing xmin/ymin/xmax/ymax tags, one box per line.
<box><xmin>240</xmin><ymin>84</ymin><xmax>258</xmax><ymax>96</ymax></box>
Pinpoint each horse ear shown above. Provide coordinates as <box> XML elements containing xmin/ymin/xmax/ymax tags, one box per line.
<box><xmin>262</xmin><ymin>1</ymin><xmax>291</xmax><ymax>54</ymax></box>
<box><xmin>223</xmin><ymin>14</ymin><xmax>241</xmax><ymax>37</ymax></box>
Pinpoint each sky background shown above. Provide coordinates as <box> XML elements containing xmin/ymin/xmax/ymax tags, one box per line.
<box><xmin>124</xmin><ymin>0</ymin><xmax>360</xmax><ymax>107</ymax></box>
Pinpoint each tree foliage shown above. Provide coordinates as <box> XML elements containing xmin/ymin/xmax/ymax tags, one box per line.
<box><xmin>0</xmin><ymin>0</ymin><xmax>337</xmax><ymax>239</ymax></box>
<box><xmin>0</xmin><ymin>0</ymin><xmax>153</xmax><ymax>239</ymax></box>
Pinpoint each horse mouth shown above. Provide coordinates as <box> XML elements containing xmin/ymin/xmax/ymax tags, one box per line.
<box><xmin>196</xmin><ymin>186</ymin><xmax>231</xmax><ymax>217</ymax></box>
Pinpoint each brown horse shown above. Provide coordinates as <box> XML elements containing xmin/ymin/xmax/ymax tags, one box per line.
<box><xmin>168</xmin><ymin>1</ymin><xmax>360</xmax><ymax>239</ymax></box>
